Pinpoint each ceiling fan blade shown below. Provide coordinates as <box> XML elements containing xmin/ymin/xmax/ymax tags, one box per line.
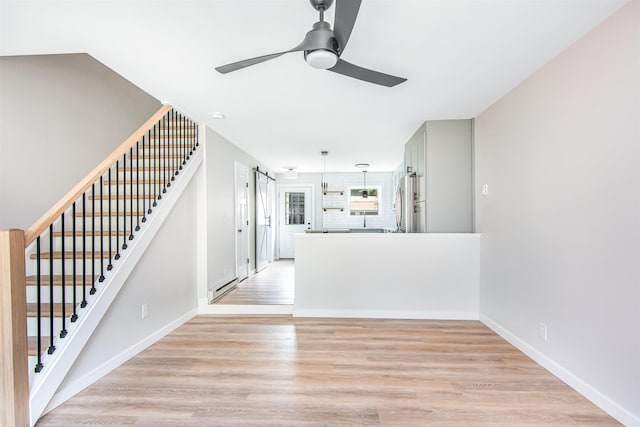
<box><xmin>328</xmin><ymin>59</ymin><xmax>407</xmax><ymax>87</ymax></box>
<box><xmin>215</xmin><ymin>52</ymin><xmax>290</xmax><ymax>74</ymax></box>
<box><xmin>333</xmin><ymin>0</ymin><xmax>361</xmax><ymax>53</ymax></box>
<box><xmin>215</xmin><ymin>33</ymin><xmax>331</xmax><ymax>74</ymax></box>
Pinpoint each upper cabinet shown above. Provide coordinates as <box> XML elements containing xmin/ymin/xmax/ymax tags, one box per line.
<box><xmin>404</xmin><ymin>120</ymin><xmax>473</xmax><ymax>233</ymax></box>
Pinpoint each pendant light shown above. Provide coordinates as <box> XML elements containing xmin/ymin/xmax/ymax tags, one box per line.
<box><xmin>321</xmin><ymin>151</ymin><xmax>328</xmax><ymax>194</ymax></box>
<box><xmin>362</xmin><ymin>170</ymin><xmax>368</xmax><ymax>198</ymax></box>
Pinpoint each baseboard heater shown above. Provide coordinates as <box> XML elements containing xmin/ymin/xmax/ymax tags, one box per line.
<box><xmin>210</xmin><ymin>277</ymin><xmax>239</xmax><ymax>303</ymax></box>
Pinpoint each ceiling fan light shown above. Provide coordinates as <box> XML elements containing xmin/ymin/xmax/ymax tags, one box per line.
<box><xmin>305</xmin><ymin>49</ymin><xmax>338</xmax><ymax>69</ymax></box>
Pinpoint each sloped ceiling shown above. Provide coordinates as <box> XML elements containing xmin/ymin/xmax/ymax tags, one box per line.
<box><xmin>0</xmin><ymin>0</ymin><xmax>627</xmax><ymax>172</ymax></box>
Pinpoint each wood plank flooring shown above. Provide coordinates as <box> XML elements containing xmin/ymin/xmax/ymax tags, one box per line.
<box><xmin>36</xmin><ymin>316</ymin><xmax>619</xmax><ymax>426</ymax></box>
<box><xmin>215</xmin><ymin>260</ymin><xmax>294</xmax><ymax>305</ymax></box>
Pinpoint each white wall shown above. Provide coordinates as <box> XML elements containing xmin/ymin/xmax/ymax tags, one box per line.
<box><xmin>0</xmin><ymin>54</ymin><xmax>161</xmax><ymax>229</ymax></box>
<box><xmin>294</xmin><ymin>233</ymin><xmax>479</xmax><ymax>319</ymax></box>
<box><xmin>475</xmin><ymin>1</ymin><xmax>640</xmax><ymax>424</ymax></box>
<box><xmin>49</xmin><ymin>167</ymin><xmax>200</xmax><ymax>406</ymax></box>
<box><xmin>203</xmin><ymin>126</ymin><xmax>273</xmax><ymax>296</ymax></box>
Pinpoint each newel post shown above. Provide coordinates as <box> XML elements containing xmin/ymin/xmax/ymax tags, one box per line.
<box><xmin>0</xmin><ymin>229</ymin><xmax>29</xmax><ymax>427</ymax></box>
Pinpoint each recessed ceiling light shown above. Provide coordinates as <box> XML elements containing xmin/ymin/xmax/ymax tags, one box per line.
<box><xmin>284</xmin><ymin>167</ymin><xmax>297</xmax><ymax>180</ymax></box>
<box><xmin>355</xmin><ymin>163</ymin><xmax>369</xmax><ymax>168</ymax></box>
<box><xmin>212</xmin><ymin>112</ymin><xmax>226</xmax><ymax>119</ymax></box>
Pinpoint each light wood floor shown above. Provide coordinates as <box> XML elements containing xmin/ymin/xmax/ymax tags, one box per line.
<box><xmin>215</xmin><ymin>260</ymin><xmax>294</xmax><ymax>305</ymax></box>
<box><xmin>36</xmin><ymin>316</ymin><xmax>619</xmax><ymax>426</ymax></box>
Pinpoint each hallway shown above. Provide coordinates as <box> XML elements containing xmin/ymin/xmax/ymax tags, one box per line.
<box><xmin>215</xmin><ymin>260</ymin><xmax>294</xmax><ymax>305</ymax></box>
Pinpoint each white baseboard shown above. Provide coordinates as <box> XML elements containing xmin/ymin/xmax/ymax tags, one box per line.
<box><xmin>292</xmin><ymin>308</ymin><xmax>478</xmax><ymax>320</ymax></box>
<box><xmin>480</xmin><ymin>314</ymin><xmax>639</xmax><ymax>427</ymax></box>
<box><xmin>198</xmin><ymin>302</ymin><xmax>293</xmax><ymax>315</ymax></box>
<box><xmin>43</xmin><ymin>308</ymin><xmax>197</xmax><ymax>415</ymax></box>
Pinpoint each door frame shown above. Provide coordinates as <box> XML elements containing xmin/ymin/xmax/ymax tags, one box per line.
<box><xmin>276</xmin><ymin>184</ymin><xmax>315</xmax><ymax>259</ymax></box>
<box><xmin>235</xmin><ymin>161</ymin><xmax>250</xmax><ymax>281</ymax></box>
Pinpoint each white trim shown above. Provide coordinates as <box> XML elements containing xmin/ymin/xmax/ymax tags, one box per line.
<box><xmin>43</xmin><ymin>308</ymin><xmax>197</xmax><ymax>415</ymax></box>
<box><xmin>198</xmin><ymin>301</ymin><xmax>293</xmax><ymax>315</ymax></box>
<box><xmin>293</xmin><ymin>308</ymin><xmax>478</xmax><ymax>320</ymax></box>
<box><xmin>480</xmin><ymin>314</ymin><xmax>640</xmax><ymax>427</ymax></box>
<box><xmin>234</xmin><ymin>161</ymin><xmax>250</xmax><ymax>281</ymax></box>
<box><xmin>29</xmin><ymin>148</ymin><xmax>204</xmax><ymax>426</ymax></box>
<box><xmin>196</xmin><ymin>133</ymin><xmax>209</xmax><ymax>302</ymax></box>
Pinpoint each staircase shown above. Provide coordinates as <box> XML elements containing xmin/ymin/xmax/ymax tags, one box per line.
<box><xmin>1</xmin><ymin>105</ymin><xmax>202</xmax><ymax>426</ymax></box>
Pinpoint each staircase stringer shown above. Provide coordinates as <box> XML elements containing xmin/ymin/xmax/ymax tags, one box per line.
<box><xmin>28</xmin><ymin>146</ymin><xmax>204</xmax><ymax>426</ymax></box>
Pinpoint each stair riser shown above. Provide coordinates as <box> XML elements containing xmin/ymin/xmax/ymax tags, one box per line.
<box><xmin>27</xmin><ymin>317</ymin><xmax>65</xmax><ymax>337</ymax></box>
<box><xmin>98</xmin><ymin>163</ymin><xmax>192</xmax><ymax>180</ymax></box>
<box><xmin>25</xmin><ymin>258</ymin><xmax>116</xmax><ymax>277</ymax></box>
<box><xmin>114</xmin><ymin>152</ymin><xmax>195</xmax><ymax>164</ymax></box>
<box><xmin>114</xmin><ymin>168</ymin><xmax>191</xmax><ymax>176</ymax></box>
<box><xmin>26</xmin><ymin>285</ymin><xmax>93</xmax><ymax>302</ymax></box>
<box><xmin>70</xmin><ymin>217</ymin><xmax>149</xmax><ymax>231</ymax></box>
<box><xmin>142</xmin><ymin>141</ymin><xmax>196</xmax><ymax>148</ymax></box>
<box><xmin>102</xmin><ymin>178</ymin><xmax>182</xmax><ymax>187</ymax></box>
<box><xmin>41</xmin><ymin>235</ymin><xmax>141</xmax><ymax>250</ymax></box>
<box><xmin>29</xmin><ymin>231</ymin><xmax>139</xmax><ymax>246</ymax></box>
<box><xmin>84</xmin><ymin>199</ymin><xmax>167</xmax><ymax>214</ymax></box>
<box><xmin>85</xmin><ymin>201</ymin><xmax>162</xmax><ymax>213</ymax></box>
<box><xmin>118</xmin><ymin>160</ymin><xmax>189</xmax><ymax>168</ymax></box>
<box><xmin>28</xmin><ymin>355</ymin><xmax>38</xmax><ymax>372</ymax></box>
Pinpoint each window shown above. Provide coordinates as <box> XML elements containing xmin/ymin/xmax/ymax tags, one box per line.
<box><xmin>284</xmin><ymin>192</ymin><xmax>305</xmax><ymax>224</ymax></box>
<box><xmin>349</xmin><ymin>187</ymin><xmax>380</xmax><ymax>216</ymax></box>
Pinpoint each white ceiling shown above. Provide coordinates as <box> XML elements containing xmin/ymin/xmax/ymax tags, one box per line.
<box><xmin>0</xmin><ymin>0</ymin><xmax>627</xmax><ymax>172</ymax></box>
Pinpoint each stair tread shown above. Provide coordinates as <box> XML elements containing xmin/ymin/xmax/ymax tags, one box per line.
<box><xmin>26</xmin><ymin>302</ymin><xmax>76</xmax><ymax>318</ymax></box>
<box><xmin>29</xmin><ymin>251</ymin><xmax>116</xmax><ymax>260</ymax></box>
<box><xmin>129</xmin><ymin>154</ymin><xmax>186</xmax><ymax>159</ymax></box>
<box><xmin>118</xmin><ymin>165</ymin><xmax>191</xmax><ymax>171</ymax></box>
<box><xmin>28</xmin><ymin>336</ymin><xmax>49</xmax><ymax>356</ymax></box>
<box><xmin>25</xmin><ymin>275</ymin><xmax>97</xmax><ymax>286</ymax></box>
<box><xmin>149</xmin><ymin>133</ymin><xmax>196</xmax><ymax>136</ymax></box>
<box><xmin>74</xmin><ymin>211</ymin><xmax>145</xmax><ymax>217</ymax></box>
<box><xmin>138</xmin><ymin>143</ymin><xmax>195</xmax><ymax>146</ymax></box>
<box><xmin>104</xmin><ymin>179</ymin><xmax>180</xmax><ymax>185</ymax></box>
<box><xmin>89</xmin><ymin>194</ymin><xmax>156</xmax><ymax>200</ymax></box>
<box><xmin>52</xmin><ymin>230</ymin><xmax>130</xmax><ymax>237</ymax></box>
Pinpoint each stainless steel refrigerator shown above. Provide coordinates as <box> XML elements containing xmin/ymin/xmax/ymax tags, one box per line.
<box><xmin>395</xmin><ymin>174</ymin><xmax>417</xmax><ymax>233</ymax></box>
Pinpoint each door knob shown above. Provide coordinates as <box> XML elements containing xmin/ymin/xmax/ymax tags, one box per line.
<box><xmin>237</xmin><ymin>229</ymin><xmax>242</xmax><ymax>232</ymax></box>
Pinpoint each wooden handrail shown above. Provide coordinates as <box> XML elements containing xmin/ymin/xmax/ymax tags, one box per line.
<box><xmin>25</xmin><ymin>104</ymin><xmax>173</xmax><ymax>246</ymax></box>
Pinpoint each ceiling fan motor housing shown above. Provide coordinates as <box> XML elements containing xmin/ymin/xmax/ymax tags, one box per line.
<box><xmin>303</xmin><ymin>21</ymin><xmax>340</xmax><ymax>61</ymax></box>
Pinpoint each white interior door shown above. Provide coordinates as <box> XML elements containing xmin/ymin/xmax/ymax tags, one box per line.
<box><xmin>255</xmin><ymin>172</ymin><xmax>273</xmax><ymax>273</ymax></box>
<box><xmin>278</xmin><ymin>186</ymin><xmax>312</xmax><ymax>259</ymax></box>
<box><xmin>235</xmin><ymin>162</ymin><xmax>249</xmax><ymax>281</ymax></box>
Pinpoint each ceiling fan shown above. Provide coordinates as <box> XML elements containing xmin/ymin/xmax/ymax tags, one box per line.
<box><xmin>215</xmin><ymin>0</ymin><xmax>407</xmax><ymax>87</ymax></box>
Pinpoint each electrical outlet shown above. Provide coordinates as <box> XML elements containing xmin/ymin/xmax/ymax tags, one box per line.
<box><xmin>482</xmin><ymin>184</ymin><xmax>489</xmax><ymax>196</ymax></box>
<box><xmin>539</xmin><ymin>322</ymin><xmax>548</xmax><ymax>342</ymax></box>
<box><xmin>142</xmin><ymin>303</ymin><xmax>149</xmax><ymax>320</ymax></box>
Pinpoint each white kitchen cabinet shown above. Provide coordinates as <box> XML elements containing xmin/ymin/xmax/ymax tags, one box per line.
<box><xmin>404</xmin><ymin>119</ymin><xmax>473</xmax><ymax>233</ymax></box>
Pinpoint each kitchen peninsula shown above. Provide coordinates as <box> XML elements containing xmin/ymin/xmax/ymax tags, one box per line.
<box><xmin>293</xmin><ymin>232</ymin><xmax>480</xmax><ymax>319</ymax></box>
